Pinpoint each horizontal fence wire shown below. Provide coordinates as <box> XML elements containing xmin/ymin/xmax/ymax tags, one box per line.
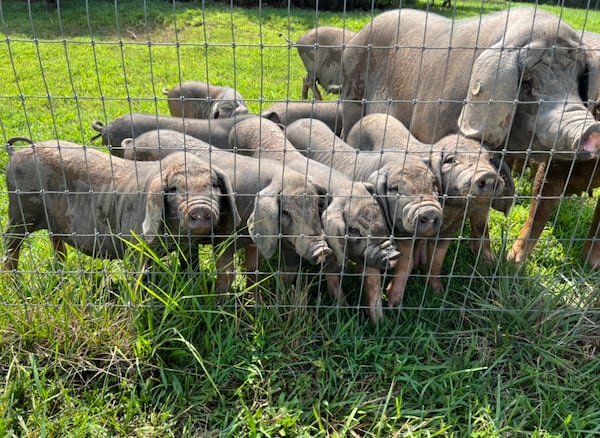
<box><xmin>2</xmin><ymin>5</ymin><xmax>600</xmax><ymax>435</ymax></box>
<box><xmin>0</xmin><ymin>0</ymin><xmax>599</xmax><ymax>366</ymax></box>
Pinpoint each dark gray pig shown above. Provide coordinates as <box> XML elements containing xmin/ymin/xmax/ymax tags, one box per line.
<box><xmin>228</xmin><ymin>116</ymin><xmax>401</xmax><ymax>324</ymax></box>
<box><xmin>285</xmin><ymin>117</ymin><xmax>444</xmax><ymax>307</ymax></box>
<box><xmin>347</xmin><ymin>113</ymin><xmax>514</xmax><ymax>293</ymax></box>
<box><xmin>91</xmin><ymin>112</ymin><xmax>255</xmax><ymax>155</ymax></box>
<box><xmin>4</xmin><ymin>138</ymin><xmax>239</xmax><ymax>271</ymax></box>
<box><xmin>122</xmin><ymin>129</ymin><xmax>333</xmax><ymax>294</ymax></box>
<box><xmin>162</xmin><ymin>81</ymin><xmax>249</xmax><ymax>119</ymax></box>
<box><xmin>261</xmin><ymin>101</ymin><xmax>344</xmax><ymax>136</ymax></box>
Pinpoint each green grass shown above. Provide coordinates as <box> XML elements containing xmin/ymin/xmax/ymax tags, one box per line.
<box><xmin>1</xmin><ymin>0</ymin><xmax>600</xmax><ymax>436</ymax></box>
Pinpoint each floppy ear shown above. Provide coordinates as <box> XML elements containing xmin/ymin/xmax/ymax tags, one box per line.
<box><xmin>142</xmin><ymin>174</ymin><xmax>165</xmax><ymax>244</ymax></box>
<box><xmin>209</xmin><ymin>102</ymin><xmax>220</xmax><ymax>119</ymax></box>
<box><xmin>212</xmin><ymin>165</ymin><xmax>241</xmax><ymax>233</ymax></box>
<box><xmin>420</xmin><ymin>153</ymin><xmax>443</xmax><ymax>194</ymax></box>
<box><xmin>310</xmin><ymin>179</ymin><xmax>332</xmax><ymax>216</ymax></box>
<box><xmin>367</xmin><ymin>166</ymin><xmax>392</xmax><ymax>228</ymax></box>
<box><xmin>366</xmin><ymin>167</ymin><xmax>387</xmax><ymax>196</ymax></box>
<box><xmin>321</xmin><ymin>203</ymin><xmax>347</xmax><ymax>269</ymax></box>
<box><xmin>459</xmin><ymin>44</ymin><xmax>520</xmax><ymax>147</ymax></box>
<box><xmin>362</xmin><ymin>181</ymin><xmax>377</xmax><ymax>196</ymax></box>
<box><xmin>489</xmin><ymin>151</ymin><xmax>515</xmax><ymax>215</ymax></box>
<box><xmin>211</xmin><ymin>101</ymin><xmax>230</xmax><ymax>119</ymax></box>
<box><xmin>583</xmin><ymin>41</ymin><xmax>600</xmax><ymax>105</ymax></box>
<box><xmin>247</xmin><ymin>187</ymin><xmax>280</xmax><ymax>259</ymax></box>
<box><xmin>261</xmin><ymin>110</ymin><xmax>282</xmax><ymax>125</ymax></box>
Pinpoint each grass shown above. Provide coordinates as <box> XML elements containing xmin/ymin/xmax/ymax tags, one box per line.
<box><xmin>1</xmin><ymin>0</ymin><xmax>600</xmax><ymax>436</ymax></box>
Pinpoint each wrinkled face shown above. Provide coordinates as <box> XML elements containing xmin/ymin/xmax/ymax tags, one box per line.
<box><xmin>384</xmin><ymin>157</ymin><xmax>443</xmax><ymax>238</ymax></box>
<box><xmin>435</xmin><ymin>143</ymin><xmax>505</xmax><ymax>208</ymax></box>
<box><xmin>512</xmin><ymin>43</ymin><xmax>598</xmax><ymax>152</ymax></box>
<box><xmin>161</xmin><ymin>157</ymin><xmax>224</xmax><ymax>237</ymax></box>
<box><xmin>212</xmin><ymin>101</ymin><xmax>248</xmax><ymax>119</ymax></box>
<box><xmin>279</xmin><ymin>179</ymin><xmax>332</xmax><ymax>265</ymax></box>
<box><xmin>323</xmin><ymin>184</ymin><xmax>400</xmax><ymax>270</ymax></box>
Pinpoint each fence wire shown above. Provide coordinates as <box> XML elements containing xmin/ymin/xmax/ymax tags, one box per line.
<box><xmin>1</xmin><ymin>0</ymin><xmax>599</xmax><ymax>334</ymax></box>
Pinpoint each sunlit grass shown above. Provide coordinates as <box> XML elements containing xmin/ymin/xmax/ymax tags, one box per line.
<box><xmin>0</xmin><ymin>0</ymin><xmax>599</xmax><ymax>436</ymax></box>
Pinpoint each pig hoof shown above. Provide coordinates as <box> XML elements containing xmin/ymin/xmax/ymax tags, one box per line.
<box><xmin>507</xmin><ymin>247</ymin><xmax>525</xmax><ymax>264</ymax></box>
<box><xmin>429</xmin><ymin>278</ymin><xmax>443</xmax><ymax>294</ymax></box>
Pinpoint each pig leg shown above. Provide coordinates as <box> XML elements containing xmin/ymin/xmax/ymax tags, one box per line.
<box><xmin>355</xmin><ymin>265</ymin><xmax>384</xmax><ymax>324</ymax></box>
<box><xmin>469</xmin><ymin>206</ymin><xmax>495</xmax><ymax>262</ymax></box>
<box><xmin>244</xmin><ymin>244</ymin><xmax>263</xmax><ymax>303</ymax></box>
<box><xmin>326</xmin><ymin>273</ymin><xmax>348</xmax><ymax>305</ymax></box>
<box><xmin>508</xmin><ymin>162</ymin><xmax>564</xmax><ymax>263</ymax></box>
<box><xmin>4</xmin><ymin>236</ymin><xmax>23</xmax><ymax>271</ymax></box>
<box><xmin>215</xmin><ymin>248</ymin><xmax>237</xmax><ymax>297</ymax></box>
<box><xmin>51</xmin><ymin>236</ymin><xmax>68</xmax><ymax>263</ymax></box>
<box><xmin>311</xmin><ymin>83</ymin><xmax>323</xmax><ymax>101</ymax></box>
<box><xmin>582</xmin><ymin>198</ymin><xmax>600</xmax><ymax>269</ymax></box>
<box><xmin>302</xmin><ymin>75</ymin><xmax>323</xmax><ymax>100</ymax></box>
<box><xmin>301</xmin><ymin>77</ymin><xmax>310</xmax><ymax>100</ymax></box>
<box><xmin>427</xmin><ymin>239</ymin><xmax>451</xmax><ymax>293</ymax></box>
<box><xmin>386</xmin><ymin>239</ymin><xmax>415</xmax><ymax>307</ymax></box>
<box><xmin>4</xmin><ymin>218</ymin><xmax>32</xmax><ymax>271</ymax></box>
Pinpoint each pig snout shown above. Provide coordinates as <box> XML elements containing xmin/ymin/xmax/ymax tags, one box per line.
<box><xmin>367</xmin><ymin>239</ymin><xmax>401</xmax><ymax>270</ymax></box>
<box><xmin>579</xmin><ymin>124</ymin><xmax>600</xmax><ymax>156</ymax></box>
<box><xmin>470</xmin><ymin>171</ymin><xmax>505</xmax><ymax>198</ymax></box>
<box><xmin>185</xmin><ymin>200</ymin><xmax>220</xmax><ymax>234</ymax></box>
<box><xmin>403</xmin><ymin>199</ymin><xmax>443</xmax><ymax>237</ymax></box>
<box><xmin>308</xmin><ymin>240</ymin><xmax>333</xmax><ymax>265</ymax></box>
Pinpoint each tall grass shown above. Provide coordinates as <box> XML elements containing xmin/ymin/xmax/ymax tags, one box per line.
<box><xmin>1</xmin><ymin>0</ymin><xmax>599</xmax><ymax>436</ymax></box>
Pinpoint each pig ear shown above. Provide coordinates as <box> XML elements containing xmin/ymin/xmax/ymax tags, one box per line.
<box><xmin>420</xmin><ymin>153</ymin><xmax>443</xmax><ymax>193</ymax></box>
<box><xmin>213</xmin><ymin>165</ymin><xmax>241</xmax><ymax>232</ymax></box>
<box><xmin>459</xmin><ymin>45</ymin><xmax>520</xmax><ymax>148</ymax></box>
<box><xmin>321</xmin><ymin>205</ymin><xmax>346</xmax><ymax>269</ymax></box>
<box><xmin>367</xmin><ymin>167</ymin><xmax>392</xmax><ymax>228</ymax></box>
<box><xmin>362</xmin><ymin>181</ymin><xmax>377</xmax><ymax>196</ymax></box>
<box><xmin>310</xmin><ymin>178</ymin><xmax>332</xmax><ymax>216</ymax></box>
<box><xmin>489</xmin><ymin>151</ymin><xmax>516</xmax><ymax>215</ymax></box>
<box><xmin>211</xmin><ymin>101</ymin><xmax>224</xmax><ymax>119</ymax></box>
<box><xmin>367</xmin><ymin>166</ymin><xmax>388</xmax><ymax>196</ymax></box>
<box><xmin>142</xmin><ymin>175</ymin><xmax>165</xmax><ymax>244</ymax></box>
<box><xmin>247</xmin><ymin>187</ymin><xmax>280</xmax><ymax>259</ymax></box>
<box><xmin>121</xmin><ymin>138</ymin><xmax>135</xmax><ymax>160</ymax></box>
<box><xmin>261</xmin><ymin>110</ymin><xmax>282</xmax><ymax>125</ymax></box>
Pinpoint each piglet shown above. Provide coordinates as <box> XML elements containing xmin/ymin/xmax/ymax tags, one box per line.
<box><xmin>4</xmin><ymin>138</ymin><xmax>239</xmax><ymax>271</ymax></box>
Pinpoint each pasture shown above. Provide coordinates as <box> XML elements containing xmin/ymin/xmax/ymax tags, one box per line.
<box><xmin>0</xmin><ymin>0</ymin><xmax>599</xmax><ymax>436</ymax></box>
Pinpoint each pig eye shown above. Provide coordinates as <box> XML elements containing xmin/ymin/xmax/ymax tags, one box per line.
<box><xmin>347</xmin><ymin>226</ymin><xmax>361</xmax><ymax>237</ymax></box>
<box><xmin>164</xmin><ymin>186</ymin><xmax>177</xmax><ymax>194</ymax></box>
<box><xmin>281</xmin><ymin>209</ymin><xmax>292</xmax><ymax>222</ymax></box>
<box><xmin>443</xmin><ymin>155</ymin><xmax>454</xmax><ymax>164</ymax></box>
<box><xmin>519</xmin><ymin>80</ymin><xmax>533</xmax><ymax>99</ymax></box>
<box><xmin>388</xmin><ymin>186</ymin><xmax>399</xmax><ymax>195</ymax></box>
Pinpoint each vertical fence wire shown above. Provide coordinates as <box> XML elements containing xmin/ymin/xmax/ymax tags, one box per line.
<box><xmin>0</xmin><ymin>0</ymin><xmax>599</xmax><ymax>342</ymax></box>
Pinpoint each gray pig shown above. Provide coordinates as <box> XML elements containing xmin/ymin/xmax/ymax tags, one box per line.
<box><xmin>341</xmin><ymin>8</ymin><xmax>600</xmax><ymax>160</ymax></box>
<box><xmin>347</xmin><ymin>113</ymin><xmax>514</xmax><ymax>293</ymax></box>
<box><xmin>121</xmin><ymin>129</ymin><xmax>333</xmax><ymax>294</ymax></box>
<box><xmin>4</xmin><ymin>138</ymin><xmax>240</xmax><ymax>271</ymax></box>
<box><xmin>296</xmin><ymin>27</ymin><xmax>356</xmax><ymax>100</ymax></box>
<box><xmin>285</xmin><ymin>117</ymin><xmax>444</xmax><ymax>307</ymax></box>
<box><xmin>162</xmin><ymin>81</ymin><xmax>249</xmax><ymax>119</ymax></box>
<box><xmin>91</xmin><ymin>112</ymin><xmax>255</xmax><ymax>155</ymax></box>
<box><xmin>120</xmin><ymin>130</ymin><xmax>211</xmax><ymax>162</ymax></box>
<box><xmin>260</xmin><ymin>101</ymin><xmax>344</xmax><ymax>136</ymax></box>
<box><xmin>228</xmin><ymin>116</ymin><xmax>401</xmax><ymax>323</ymax></box>
<box><xmin>507</xmin><ymin>30</ymin><xmax>600</xmax><ymax>268</ymax></box>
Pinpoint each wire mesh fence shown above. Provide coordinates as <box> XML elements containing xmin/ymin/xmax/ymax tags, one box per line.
<box><xmin>1</xmin><ymin>0</ymin><xmax>600</xmax><ymax>435</ymax></box>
